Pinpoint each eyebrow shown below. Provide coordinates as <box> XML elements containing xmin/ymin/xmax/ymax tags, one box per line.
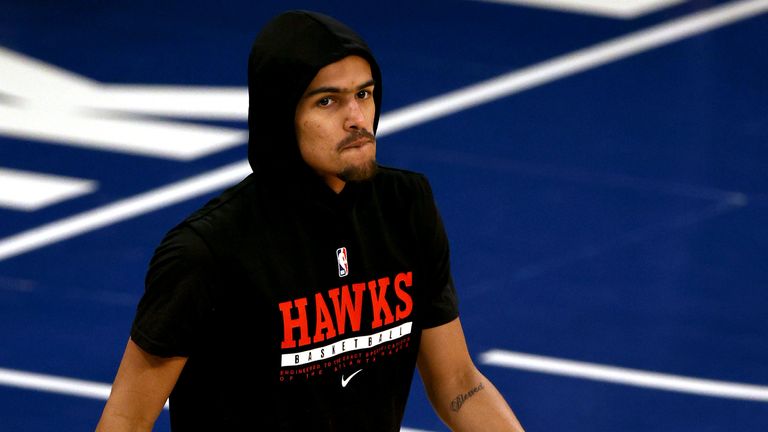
<box><xmin>304</xmin><ymin>79</ymin><xmax>376</xmax><ymax>98</ymax></box>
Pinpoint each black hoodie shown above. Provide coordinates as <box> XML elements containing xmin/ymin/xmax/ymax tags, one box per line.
<box><xmin>247</xmin><ymin>10</ymin><xmax>383</xmax><ymax>181</ymax></box>
<box><xmin>131</xmin><ymin>10</ymin><xmax>458</xmax><ymax>431</ymax></box>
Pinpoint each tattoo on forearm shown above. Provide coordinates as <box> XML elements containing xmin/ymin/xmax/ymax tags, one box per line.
<box><xmin>449</xmin><ymin>383</ymin><xmax>485</xmax><ymax>412</ymax></box>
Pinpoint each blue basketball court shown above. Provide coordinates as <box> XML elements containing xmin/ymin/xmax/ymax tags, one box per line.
<box><xmin>1</xmin><ymin>1</ymin><xmax>767</xmax><ymax>430</ymax></box>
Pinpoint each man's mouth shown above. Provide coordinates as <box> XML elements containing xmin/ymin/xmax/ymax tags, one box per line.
<box><xmin>340</xmin><ymin>138</ymin><xmax>372</xmax><ymax>151</ymax></box>
<box><xmin>337</xmin><ymin>130</ymin><xmax>376</xmax><ymax>152</ymax></box>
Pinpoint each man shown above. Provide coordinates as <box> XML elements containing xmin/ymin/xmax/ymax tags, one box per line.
<box><xmin>96</xmin><ymin>9</ymin><xmax>525</xmax><ymax>431</ymax></box>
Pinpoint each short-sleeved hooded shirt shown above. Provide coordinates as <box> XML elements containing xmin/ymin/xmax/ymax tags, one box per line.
<box><xmin>130</xmin><ymin>10</ymin><xmax>459</xmax><ymax>431</ymax></box>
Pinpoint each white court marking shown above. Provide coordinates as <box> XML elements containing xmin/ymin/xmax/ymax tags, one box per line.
<box><xmin>472</xmin><ymin>0</ymin><xmax>687</xmax><ymax>19</ymax></box>
<box><xmin>480</xmin><ymin>349</ymin><xmax>768</xmax><ymax>402</ymax></box>
<box><xmin>0</xmin><ymin>160</ymin><xmax>251</xmax><ymax>261</ymax></box>
<box><xmin>84</xmin><ymin>85</ymin><xmax>248</xmax><ymax>120</ymax></box>
<box><xmin>0</xmin><ymin>46</ymin><xmax>246</xmax><ymax>159</ymax></box>
<box><xmin>0</xmin><ymin>105</ymin><xmax>246</xmax><ymax>160</ymax></box>
<box><xmin>0</xmin><ymin>0</ymin><xmax>766</xmax><ymax>263</ymax></box>
<box><xmin>0</xmin><ymin>367</ymin><xmax>111</xmax><ymax>401</ymax></box>
<box><xmin>377</xmin><ymin>0</ymin><xmax>768</xmax><ymax>135</ymax></box>
<box><xmin>0</xmin><ymin>44</ymin><xmax>248</xmax><ymax>120</ymax></box>
<box><xmin>0</xmin><ymin>168</ymin><xmax>96</xmax><ymax>211</ymax></box>
<box><xmin>0</xmin><ymin>367</ymin><xmax>168</xmax><ymax>409</ymax></box>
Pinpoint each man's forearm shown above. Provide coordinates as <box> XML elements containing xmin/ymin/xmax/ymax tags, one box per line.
<box><xmin>95</xmin><ymin>404</ymin><xmax>156</xmax><ymax>432</ymax></box>
<box><xmin>433</xmin><ymin>378</ymin><xmax>525</xmax><ymax>432</ymax></box>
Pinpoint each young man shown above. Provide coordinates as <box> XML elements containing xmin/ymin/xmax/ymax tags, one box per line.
<box><xmin>96</xmin><ymin>10</ymin><xmax>525</xmax><ymax>431</ymax></box>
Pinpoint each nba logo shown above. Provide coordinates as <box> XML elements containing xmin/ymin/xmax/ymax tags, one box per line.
<box><xmin>336</xmin><ymin>247</ymin><xmax>349</xmax><ymax>277</ymax></box>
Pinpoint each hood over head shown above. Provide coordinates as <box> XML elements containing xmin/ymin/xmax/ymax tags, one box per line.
<box><xmin>247</xmin><ymin>10</ymin><xmax>383</xmax><ymax>178</ymax></box>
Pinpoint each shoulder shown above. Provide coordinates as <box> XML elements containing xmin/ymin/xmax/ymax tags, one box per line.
<box><xmin>372</xmin><ymin>165</ymin><xmax>435</xmax><ymax>199</ymax></box>
<box><xmin>147</xmin><ymin>222</ymin><xmax>213</xmax><ymax>275</ymax></box>
<box><xmin>184</xmin><ymin>174</ymin><xmax>259</xmax><ymax>227</ymax></box>
<box><xmin>149</xmin><ymin>174</ymin><xmax>261</xmax><ymax>261</ymax></box>
<box><xmin>180</xmin><ymin>174</ymin><xmax>263</xmax><ymax>241</ymax></box>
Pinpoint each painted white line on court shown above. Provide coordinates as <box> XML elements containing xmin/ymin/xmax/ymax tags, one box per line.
<box><xmin>0</xmin><ymin>105</ymin><xmax>247</xmax><ymax>160</ymax></box>
<box><xmin>0</xmin><ymin>367</ymin><xmax>169</xmax><ymax>409</ymax></box>
<box><xmin>0</xmin><ymin>160</ymin><xmax>251</xmax><ymax>262</ymax></box>
<box><xmin>0</xmin><ymin>367</ymin><xmax>112</xmax><ymax>401</ymax></box>
<box><xmin>0</xmin><ymin>0</ymin><xmax>765</xmax><ymax>262</ymax></box>
<box><xmin>86</xmin><ymin>85</ymin><xmax>249</xmax><ymax>120</ymax></box>
<box><xmin>378</xmin><ymin>0</ymin><xmax>768</xmax><ymax>136</ymax></box>
<box><xmin>0</xmin><ymin>168</ymin><xmax>97</xmax><ymax>211</ymax></box>
<box><xmin>480</xmin><ymin>349</ymin><xmax>768</xmax><ymax>402</ymax></box>
<box><xmin>472</xmin><ymin>0</ymin><xmax>687</xmax><ymax>19</ymax></box>
<box><xmin>0</xmin><ymin>46</ymin><xmax>247</xmax><ymax>121</ymax></box>
<box><xmin>0</xmin><ymin>45</ymin><xmax>98</xmax><ymax>102</ymax></box>
<box><xmin>0</xmin><ymin>48</ymin><xmax>247</xmax><ymax>157</ymax></box>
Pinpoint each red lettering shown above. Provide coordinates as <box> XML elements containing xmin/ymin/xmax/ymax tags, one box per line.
<box><xmin>369</xmin><ymin>277</ymin><xmax>394</xmax><ymax>329</ymax></box>
<box><xmin>279</xmin><ymin>298</ymin><xmax>310</xmax><ymax>349</ymax></box>
<box><xmin>394</xmin><ymin>272</ymin><xmax>413</xmax><ymax>320</ymax></box>
<box><xmin>279</xmin><ymin>271</ymin><xmax>413</xmax><ymax>351</ymax></box>
<box><xmin>313</xmin><ymin>292</ymin><xmax>336</xmax><ymax>343</ymax></box>
<box><xmin>328</xmin><ymin>284</ymin><xmax>365</xmax><ymax>335</ymax></box>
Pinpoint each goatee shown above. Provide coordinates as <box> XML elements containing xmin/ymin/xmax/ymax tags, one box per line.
<box><xmin>336</xmin><ymin>129</ymin><xmax>377</xmax><ymax>182</ymax></box>
<box><xmin>338</xmin><ymin>160</ymin><xmax>378</xmax><ymax>182</ymax></box>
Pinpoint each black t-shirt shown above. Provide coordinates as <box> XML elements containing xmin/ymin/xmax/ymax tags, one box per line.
<box><xmin>131</xmin><ymin>167</ymin><xmax>459</xmax><ymax>431</ymax></box>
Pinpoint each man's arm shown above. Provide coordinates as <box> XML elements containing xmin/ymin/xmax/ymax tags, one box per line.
<box><xmin>95</xmin><ymin>338</ymin><xmax>187</xmax><ymax>432</ymax></box>
<box><xmin>418</xmin><ymin>318</ymin><xmax>525</xmax><ymax>431</ymax></box>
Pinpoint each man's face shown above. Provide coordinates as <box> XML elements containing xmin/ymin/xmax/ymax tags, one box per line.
<box><xmin>295</xmin><ymin>55</ymin><xmax>377</xmax><ymax>193</ymax></box>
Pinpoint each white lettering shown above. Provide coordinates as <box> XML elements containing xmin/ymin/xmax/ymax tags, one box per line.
<box><xmin>280</xmin><ymin>322</ymin><xmax>413</xmax><ymax>367</ymax></box>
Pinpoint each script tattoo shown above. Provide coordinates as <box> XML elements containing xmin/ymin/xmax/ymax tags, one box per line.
<box><xmin>450</xmin><ymin>383</ymin><xmax>485</xmax><ymax>412</ymax></box>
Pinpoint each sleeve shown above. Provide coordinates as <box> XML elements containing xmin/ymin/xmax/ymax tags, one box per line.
<box><xmin>414</xmin><ymin>174</ymin><xmax>460</xmax><ymax>329</ymax></box>
<box><xmin>130</xmin><ymin>225</ymin><xmax>216</xmax><ymax>358</ymax></box>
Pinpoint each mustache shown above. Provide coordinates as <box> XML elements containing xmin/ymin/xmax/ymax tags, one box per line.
<box><xmin>336</xmin><ymin>129</ymin><xmax>376</xmax><ymax>151</ymax></box>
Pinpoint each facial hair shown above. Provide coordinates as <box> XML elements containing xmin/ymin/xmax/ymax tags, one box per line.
<box><xmin>336</xmin><ymin>129</ymin><xmax>378</xmax><ymax>182</ymax></box>
<box><xmin>338</xmin><ymin>159</ymin><xmax>378</xmax><ymax>182</ymax></box>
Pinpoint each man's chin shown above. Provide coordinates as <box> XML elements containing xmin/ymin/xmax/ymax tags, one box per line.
<box><xmin>338</xmin><ymin>160</ymin><xmax>378</xmax><ymax>182</ymax></box>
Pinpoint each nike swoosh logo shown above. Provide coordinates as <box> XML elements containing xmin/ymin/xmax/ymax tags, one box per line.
<box><xmin>341</xmin><ymin>369</ymin><xmax>363</xmax><ymax>388</ymax></box>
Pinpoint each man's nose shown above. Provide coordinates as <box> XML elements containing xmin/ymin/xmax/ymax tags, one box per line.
<box><xmin>344</xmin><ymin>99</ymin><xmax>367</xmax><ymax>130</ymax></box>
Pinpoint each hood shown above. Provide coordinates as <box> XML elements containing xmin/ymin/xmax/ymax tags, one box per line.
<box><xmin>246</xmin><ymin>10</ymin><xmax>383</xmax><ymax>178</ymax></box>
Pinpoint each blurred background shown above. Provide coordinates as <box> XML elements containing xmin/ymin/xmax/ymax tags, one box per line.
<box><xmin>1</xmin><ymin>0</ymin><xmax>767</xmax><ymax>430</ymax></box>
